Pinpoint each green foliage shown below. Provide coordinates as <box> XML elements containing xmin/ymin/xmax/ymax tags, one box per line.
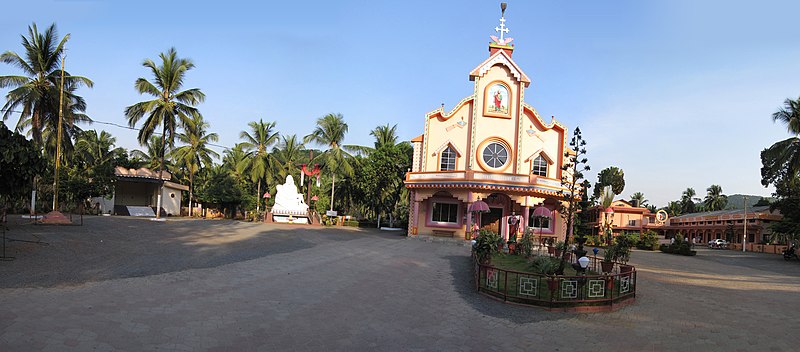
<box><xmin>530</xmin><ymin>256</ymin><xmax>560</xmax><ymax>275</ymax></box>
<box><xmin>557</xmin><ymin>127</ymin><xmax>591</xmax><ymax>273</ymax></box>
<box><xmin>0</xmin><ymin>23</ymin><xmax>93</xmax><ymax>146</ymax></box>
<box><xmin>473</xmin><ymin>229</ymin><xmax>501</xmax><ymax>264</ymax></box>
<box><xmin>704</xmin><ymin>184</ymin><xmax>728</xmax><ymax>211</ymax></box>
<box><xmin>519</xmin><ymin>228</ymin><xmax>536</xmax><ymax>257</ymax></box>
<box><xmin>680</xmin><ymin>188</ymin><xmax>699</xmax><ymax>213</ymax></box>
<box><xmin>0</xmin><ymin>123</ymin><xmax>46</xmax><ymax>209</ymax></box>
<box><xmin>593</xmin><ymin>166</ymin><xmax>625</xmax><ymax>198</ymax></box>
<box><xmin>637</xmin><ymin>230</ymin><xmax>660</xmax><ymax>250</ymax></box>
<box><xmin>614</xmin><ymin>234</ymin><xmax>636</xmax><ymax>264</ymax></box>
<box><xmin>629</xmin><ymin>192</ymin><xmax>648</xmax><ymax>207</ymax></box>
<box><xmin>195</xmin><ymin>166</ymin><xmax>244</xmax><ymax>216</ymax></box>
<box><xmin>602</xmin><ymin>245</ymin><xmax>616</xmax><ymax>262</ymax></box>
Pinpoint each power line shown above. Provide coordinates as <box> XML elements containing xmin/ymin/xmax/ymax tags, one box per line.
<box><xmin>2</xmin><ymin>109</ymin><xmax>232</xmax><ymax>151</ymax></box>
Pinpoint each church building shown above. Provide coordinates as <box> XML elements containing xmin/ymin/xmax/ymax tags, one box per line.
<box><xmin>405</xmin><ymin>5</ymin><xmax>573</xmax><ymax>241</ymax></box>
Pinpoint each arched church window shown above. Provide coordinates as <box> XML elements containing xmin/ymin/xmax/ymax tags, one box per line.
<box><xmin>532</xmin><ymin>155</ymin><xmax>548</xmax><ymax>176</ymax></box>
<box><xmin>440</xmin><ymin>146</ymin><xmax>456</xmax><ymax>171</ymax></box>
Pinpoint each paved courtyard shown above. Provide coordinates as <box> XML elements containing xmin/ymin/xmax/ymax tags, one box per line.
<box><xmin>1</xmin><ymin>216</ymin><xmax>799</xmax><ymax>351</ymax></box>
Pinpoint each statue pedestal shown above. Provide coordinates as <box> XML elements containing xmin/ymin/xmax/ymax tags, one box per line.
<box><xmin>272</xmin><ymin>211</ymin><xmax>309</xmax><ymax>224</ymax></box>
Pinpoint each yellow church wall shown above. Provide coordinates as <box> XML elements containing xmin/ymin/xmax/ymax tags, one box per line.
<box><xmin>470</xmin><ymin>65</ymin><xmax>522</xmax><ymax>173</ymax></box>
<box><xmin>422</xmin><ymin>101</ymin><xmax>473</xmax><ymax>172</ymax></box>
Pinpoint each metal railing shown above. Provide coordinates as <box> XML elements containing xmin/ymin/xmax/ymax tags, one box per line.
<box><xmin>473</xmin><ymin>255</ymin><xmax>636</xmax><ymax>310</ymax></box>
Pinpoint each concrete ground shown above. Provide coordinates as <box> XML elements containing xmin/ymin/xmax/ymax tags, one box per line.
<box><xmin>1</xmin><ymin>216</ymin><xmax>799</xmax><ymax>351</ymax></box>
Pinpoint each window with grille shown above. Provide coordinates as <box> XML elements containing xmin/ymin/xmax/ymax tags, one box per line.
<box><xmin>440</xmin><ymin>146</ymin><xmax>456</xmax><ymax>171</ymax></box>
<box><xmin>532</xmin><ymin>155</ymin><xmax>548</xmax><ymax>176</ymax></box>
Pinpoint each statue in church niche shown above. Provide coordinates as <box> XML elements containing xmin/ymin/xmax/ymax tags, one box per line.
<box><xmin>272</xmin><ymin>175</ymin><xmax>309</xmax><ymax>214</ymax></box>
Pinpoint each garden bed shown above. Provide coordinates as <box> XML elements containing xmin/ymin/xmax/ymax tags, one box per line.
<box><xmin>474</xmin><ymin>253</ymin><xmax>636</xmax><ymax>311</ymax></box>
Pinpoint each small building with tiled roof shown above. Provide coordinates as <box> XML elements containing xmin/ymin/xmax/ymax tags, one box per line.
<box><xmin>404</xmin><ymin>7</ymin><xmax>573</xmax><ymax>241</ymax></box>
<box><xmin>92</xmin><ymin>167</ymin><xmax>188</xmax><ymax>217</ymax></box>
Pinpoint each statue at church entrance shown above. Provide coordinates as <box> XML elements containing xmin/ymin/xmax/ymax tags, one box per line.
<box><xmin>271</xmin><ymin>175</ymin><xmax>310</xmax><ymax>224</ymax></box>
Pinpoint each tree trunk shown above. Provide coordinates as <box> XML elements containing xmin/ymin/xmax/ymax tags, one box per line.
<box><xmin>188</xmin><ymin>172</ymin><xmax>193</xmax><ymax>217</ymax></box>
<box><xmin>156</xmin><ymin>123</ymin><xmax>167</xmax><ymax>219</ymax></box>
<box><xmin>256</xmin><ymin>179</ymin><xmax>261</xmax><ymax>213</ymax></box>
<box><xmin>330</xmin><ymin>173</ymin><xmax>335</xmax><ymax>211</ymax></box>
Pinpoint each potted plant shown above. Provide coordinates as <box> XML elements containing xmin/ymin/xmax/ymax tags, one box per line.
<box><xmin>616</xmin><ymin>234</ymin><xmax>634</xmax><ymax>273</ymax></box>
<box><xmin>601</xmin><ymin>246</ymin><xmax>616</xmax><ymax>273</ymax></box>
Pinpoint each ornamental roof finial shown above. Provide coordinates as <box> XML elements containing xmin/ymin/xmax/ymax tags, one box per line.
<box><xmin>491</xmin><ymin>3</ymin><xmax>513</xmax><ymax>46</ymax></box>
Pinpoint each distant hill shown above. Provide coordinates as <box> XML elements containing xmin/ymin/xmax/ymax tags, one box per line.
<box><xmin>724</xmin><ymin>194</ymin><xmax>774</xmax><ymax>210</ymax></box>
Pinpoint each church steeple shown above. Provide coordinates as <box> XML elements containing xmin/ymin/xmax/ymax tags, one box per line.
<box><xmin>489</xmin><ymin>2</ymin><xmax>514</xmax><ymax>57</ymax></box>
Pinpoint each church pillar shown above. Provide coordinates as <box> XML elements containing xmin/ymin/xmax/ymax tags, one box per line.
<box><xmin>522</xmin><ymin>205</ymin><xmax>530</xmax><ymax>234</ymax></box>
<box><xmin>408</xmin><ymin>190</ymin><xmax>419</xmax><ymax>236</ymax></box>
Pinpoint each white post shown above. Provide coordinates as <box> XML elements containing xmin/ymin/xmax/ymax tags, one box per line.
<box><xmin>30</xmin><ymin>190</ymin><xmax>36</xmax><ymax>216</ymax></box>
<box><xmin>743</xmin><ymin>196</ymin><xmax>747</xmax><ymax>252</ymax></box>
<box><xmin>330</xmin><ymin>173</ymin><xmax>335</xmax><ymax>211</ymax></box>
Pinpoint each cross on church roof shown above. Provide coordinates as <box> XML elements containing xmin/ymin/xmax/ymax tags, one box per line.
<box><xmin>490</xmin><ymin>3</ymin><xmax>513</xmax><ymax>46</ymax></box>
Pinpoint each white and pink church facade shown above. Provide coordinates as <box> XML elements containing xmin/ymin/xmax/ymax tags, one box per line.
<box><xmin>405</xmin><ymin>10</ymin><xmax>574</xmax><ymax>241</ymax></box>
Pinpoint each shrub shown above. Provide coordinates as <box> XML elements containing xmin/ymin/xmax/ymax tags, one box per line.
<box><xmin>519</xmin><ymin>228</ymin><xmax>536</xmax><ymax>257</ymax></box>
<box><xmin>637</xmin><ymin>230</ymin><xmax>660</xmax><ymax>250</ymax></box>
<box><xmin>530</xmin><ymin>256</ymin><xmax>559</xmax><ymax>275</ymax></box>
<box><xmin>343</xmin><ymin>220</ymin><xmax>359</xmax><ymax>227</ymax></box>
<box><xmin>473</xmin><ymin>229</ymin><xmax>501</xmax><ymax>264</ymax></box>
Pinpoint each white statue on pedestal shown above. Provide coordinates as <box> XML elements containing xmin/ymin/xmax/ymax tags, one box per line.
<box><xmin>272</xmin><ymin>175</ymin><xmax>309</xmax><ymax>214</ymax></box>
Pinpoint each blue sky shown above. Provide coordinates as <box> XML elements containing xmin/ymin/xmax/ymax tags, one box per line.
<box><xmin>2</xmin><ymin>0</ymin><xmax>799</xmax><ymax>207</ymax></box>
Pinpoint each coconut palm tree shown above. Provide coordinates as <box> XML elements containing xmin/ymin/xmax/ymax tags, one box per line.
<box><xmin>271</xmin><ymin>135</ymin><xmax>306</xmax><ymax>181</ymax></box>
<box><xmin>304</xmin><ymin>113</ymin><xmax>354</xmax><ymax>211</ymax></box>
<box><xmin>237</xmin><ymin>119</ymin><xmax>279</xmax><ymax>213</ymax></box>
<box><xmin>773</xmin><ymin>97</ymin><xmax>800</xmax><ymax>135</ymax></box>
<box><xmin>223</xmin><ymin>143</ymin><xmax>249</xmax><ymax>178</ymax></box>
<box><xmin>348</xmin><ymin>124</ymin><xmax>401</xmax><ymax>156</ymax></box>
<box><xmin>124</xmin><ymin>47</ymin><xmax>204</xmax><ymax>218</ymax></box>
<box><xmin>0</xmin><ymin>23</ymin><xmax>93</xmax><ymax>144</ymax></box>
<box><xmin>665</xmin><ymin>201</ymin><xmax>682</xmax><ymax>217</ymax></box>
<box><xmin>704</xmin><ymin>184</ymin><xmax>728</xmax><ymax>211</ymax></box>
<box><xmin>681</xmin><ymin>188</ymin><xmax>699</xmax><ymax>214</ymax></box>
<box><xmin>131</xmin><ymin>135</ymin><xmax>172</xmax><ymax>171</ymax></box>
<box><xmin>171</xmin><ymin>115</ymin><xmax>218</xmax><ymax>216</ymax></box>
<box><xmin>629</xmin><ymin>192</ymin><xmax>648</xmax><ymax>208</ymax></box>
<box><xmin>74</xmin><ymin>130</ymin><xmax>121</xmax><ymax>169</ymax></box>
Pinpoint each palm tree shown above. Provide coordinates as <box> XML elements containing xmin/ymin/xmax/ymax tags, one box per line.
<box><xmin>764</xmin><ymin>98</ymin><xmax>800</xmax><ymax>188</ymax></box>
<box><xmin>171</xmin><ymin>115</ymin><xmax>218</xmax><ymax>216</ymax></box>
<box><xmin>0</xmin><ymin>23</ymin><xmax>93</xmax><ymax>144</ymax></box>
<box><xmin>223</xmin><ymin>143</ymin><xmax>248</xmax><ymax>178</ymax></box>
<box><xmin>36</xmin><ymin>87</ymin><xmax>92</xmax><ymax>162</ymax></box>
<box><xmin>681</xmin><ymin>188</ymin><xmax>699</xmax><ymax>214</ymax></box>
<box><xmin>773</xmin><ymin>97</ymin><xmax>800</xmax><ymax>135</ymax></box>
<box><xmin>74</xmin><ymin>130</ymin><xmax>121</xmax><ymax>169</ymax></box>
<box><xmin>272</xmin><ymin>135</ymin><xmax>306</xmax><ymax>181</ymax></box>
<box><xmin>131</xmin><ymin>135</ymin><xmax>171</xmax><ymax>171</ymax></box>
<box><xmin>704</xmin><ymin>184</ymin><xmax>728</xmax><ymax>211</ymax></box>
<box><xmin>665</xmin><ymin>201</ymin><xmax>682</xmax><ymax>217</ymax></box>
<box><xmin>304</xmin><ymin>113</ymin><xmax>354</xmax><ymax>211</ymax></box>
<box><xmin>629</xmin><ymin>192</ymin><xmax>648</xmax><ymax>208</ymax></box>
<box><xmin>238</xmin><ymin>119</ymin><xmax>279</xmax><ymax>213</ymax></box>
<box><xmin>348</xmin><ymin>124</ymin><xmax>401</xmax><ymax>156</ymax></box>
<box><xmin>124</xmin><ymin>48</ymin><xmax>204</xmax><ymax>218</ymax></box>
